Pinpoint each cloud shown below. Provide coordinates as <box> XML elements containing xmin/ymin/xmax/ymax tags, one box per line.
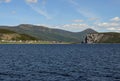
<box><xmin>26</xmin><ymin>0</ymin><xmax>38</xmax><ymax>3</ymax></box>
<box><xmin>28</xmin><ymin>4</ymin><xmax>51</xmax><ymax>19</ymax></box>
<box><xmin>68</xmin><ymin>0</ymin><xmax>99</xmax><ymax>18</ymax></box>
<box><xmin>69</xmin><ymin>0</ymin><xmax>79</xmax><ymax>6</ymax></box>
<box><xmin>47</xmin><ymin>16</ymin><xmax>120</xmax><ymax>32</ymax></box>
<box><xmin>12</xmin><ymin>11</ymin><xmax>16</xmax><ymax>14</ymax></box>
<box><xmin>95</xmin><ymin>19</ymin><xmax>120</xmax><ymax>32</ymax></box>
<box><xmin>5</xmin><ymin>0</ymin><xmax>10</xmax><ymax>2</ymax></box>
<box><xmin>42</xmin><ymin>0</ymin><xmax>47</xmax><ymax>5</ymax></box>
<box><xmin>107</xmin><ymin>27</ymin><xmax>116</xmax><ymax>31</ymax></box>
<box><xmin>54</xmin><ymin>16</ymin><xmax>120</xmax><ymax>32</ymax></box>
<box><xmin>35</xmin><ymin>24</ymin><xmax>52</xmax><ymax>28</ymax></box>
<box><xmin>0</xmin><ymin>0</ymin><xmax>11</xmax><ymax>3</ymax></box>
<box><xmin>97</xmin><ymin>22</ymin><xmax>120</xmax><ymax>27</ymax></box>
<box><xmin>72</xmin><ymin>19</ymin><xmax>84</xmax><ymax>23</ymax></box>
<box><xmin>26</xmin><ymin>0</ymin><xmax>52</xmax><ymax>19</ymax></box>
<box><xmin>110</xmin><ymin>17</ymin><xmax>120</xmax><ymax>22</ymax></box>
<box><xmin>54</xmin><ymin>23</ymin><xmax>94</xmax><ymax>32</ymax></box>
<box><xmin>63</xmin><ymin>24</ymin><xmax>89</xmax><ymax>28</ymax></box>
<box><xmin>35</xmin><ymin>16</ymin><xmax>120</xmax><ymax>32</ymax></box>
<box><xmin>107</xmin><ymin>27</ymin><xmax>120</xmax><ymax>32</ymax></box>
<box><xmin>89</xmin><ymin>17</ymin><xmax>100</xmax><ymax>21</ymax></box>
<box><xmin>55</xmin><ymin>17</ymin><xmax>120</xmax><ymax>32</ymax></box>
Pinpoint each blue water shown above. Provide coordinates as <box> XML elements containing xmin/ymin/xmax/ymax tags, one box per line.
<box><xmin>0</xmin><ymin>44</ymin><xmax>120</xmax><ymax>81</ymax></box>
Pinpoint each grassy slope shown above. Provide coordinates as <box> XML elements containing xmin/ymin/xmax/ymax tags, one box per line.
<box><xmin>0</xmin><ymin>29</ymin><xmax>38</xmax><ymax>40</ymax></box>
<box><xmin>0</xmin><ymin>29</ymin><xmax>16</xmax><ymax>34</ymax></box>
<box><xmin>98</xmin><ymin>32</ymin><xmax>120</xmax><ymax>43</ymax></box>
<box><xmin>0</xmin><ymin>25</ymin><xmax>98</xmax><ymax>43</ymax></box>
<box><xmin>2</xmin><ymin>26</ymin><xmax>80</xmax><ymax>42</ymax></box>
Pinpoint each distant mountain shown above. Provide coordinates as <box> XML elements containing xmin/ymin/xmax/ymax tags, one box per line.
<box><xmin>80</xmin><ymin>28</ymin><xmax>98</xmax><ymax>34</ymax></box>
<box><xmin>0</xmin><ymin>28</ymin><xmax>38</xmax><ymax>40</ymax></box>
<box><xmin>76</xmin><ymin>28</ymin><xmax>98</xmax><ymax>42</ymax></box>
<box><xmin>0</xmin><ymin>24</ymin><xmax>98</xmax><ymax>42</ymax></box>
<box><xmin>85</xmin><ymin>32</ymin><xmax>120</xmax><ymax>43</ymax></box>
<box><xmin>1</xmin><ymin>25</ymin><xmax>119</xmax><ymax>43</ymax></box>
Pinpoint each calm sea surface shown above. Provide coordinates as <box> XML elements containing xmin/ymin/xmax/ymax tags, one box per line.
<box><xmin>0</xmin><ymin>44</ymin><xmax>120</xmax><ymax>81</ymax></box>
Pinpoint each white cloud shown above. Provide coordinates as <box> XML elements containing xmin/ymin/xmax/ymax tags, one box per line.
<box><xmin>0</xmin><ymin>0</ymin><xmax>11</xmax><ymax>3</ymax></box>
<box><xmin>107</xmin><ymin>27</ymin><xmax>120</xmax><ymax>32</ymax></box>
<box><xmin>30</xmin><ymin>16</ymin><xmax>120</xmax><ymax>32</ymax></box>
<box><xmin>35</xmin><ymin>24</ymin><xmax>52</xmax><ymax>28</ymax></box>
<box><xmin>26</xmin><ymin>0</ymin><xmax>38</xmax><ymax>3</ymax></box>
<box><xmin>77</xmin><ymin>9</ymin><xmax>97</xmax><ymax>18</ymax></box>
<box><xmin>63</xmin><ymin>24</ymin><xmax>89</xmax><ymax>28</ymax></box>
<box><xmin>5</xmin><ymin>0</ymin><xmax>10</xmax><ymax>3</ymax></box>
<box><xmin>68</xmin><ymin>0</ymin><xmax>99</xmax><ymax>18</ymax></box>
<box><xmin>107</xmin><ymin>27</ymin><xmax>116</xmax><ymax>31</ymax></box>
<box><xmin>95</xmin><ymin>19</ymin><xmax>120</xmax><ymax>32</ymax></box>
<box><xmin>110</xmin><ymin>17</ymin><xmax>120</xmax><ymax>22</ymax></box>
<box><xmin>97</xmin><ymin>22</ymin><xmax>120</xmax><ymax>27</ymax></box>
<box><xmin>42</xmin><ymin>0</ymin><xmax>47</xmax><ymax>5</ymax></box>
<box><xmin>28</xmin><ymin>4</ymin><xmax>51</xmax><ymax>19</ymax></box>
<box><xmin>54</xmin><ymin>23</ymin><xmax>94</xmax><ymax>32</ymax></box>
<box><xmin>89</xmin><ymin>17</ymin><xmax>99</xmax><ymax>21</ymax></box>
<box><xmin>26</xmin><ymin>0</ymin><xmax>52</xmax><ymax>19</ymax></box>
<box><xmin>69</xmin><ymin>0</ymin><xmax>79</xmax><ymax>6</ymax></box>
<box><xmin>72</xmin><ymin>19</ymin><xmax>84</xmax><ymax>23</ymax></box>
<box><xmin>37</xmin><ymin>16</ymin><xmax>120</xmax><ymax>32</ymax></box>
<box><xmin>12</xmin><ymin>11</ymin><xmax>16</xmax><ymax>14</ymax></box>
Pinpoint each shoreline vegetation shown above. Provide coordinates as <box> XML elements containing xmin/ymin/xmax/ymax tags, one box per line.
<box><xmin>0</xmin><ymin>40</ymin><xmax>70</xmax><ymax>44</ymax></box>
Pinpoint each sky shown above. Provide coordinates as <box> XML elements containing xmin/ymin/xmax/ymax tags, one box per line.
<box><xmin>0</xmin><ymin>0</ymin><xmax>120</xmax><ymax>32</ymax></box>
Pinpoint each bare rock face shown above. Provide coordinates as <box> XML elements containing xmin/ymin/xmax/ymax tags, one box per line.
<box><xmin>85</xmin><ymin>34</ymin><xmax>104</xmax><ymax>43</ymax></box>
<box><xmin>84</xmin><ymin>33</ymin><xmax>120</xmax><ymax>43</ymax></box>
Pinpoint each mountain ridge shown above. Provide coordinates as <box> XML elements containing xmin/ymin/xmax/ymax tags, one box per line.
<box><xmin>0</xmin><ymin>24</ymin><xmax>97</xmax><ymax>42</ymax></box>
<box><xmin>0</xmin><ymin>24</ymin><xmax>120</xmax><ymax>43</ymax></box>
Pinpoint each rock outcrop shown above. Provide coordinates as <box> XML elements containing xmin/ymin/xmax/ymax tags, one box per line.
<box><xmin>85</xmin><ymin>34</ymin><xmax>104</xmax><ymax>43</ymax></box>
<box><xmin>85</xmin><ymin>33</ymin><xmax>120</xmax><ymax>43</ymax></box>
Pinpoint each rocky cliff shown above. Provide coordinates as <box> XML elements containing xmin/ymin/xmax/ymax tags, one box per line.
<box><xmin>85</xmin><ymin>33</ymin><xmax>120</xmax><ymax>43</ymax></box>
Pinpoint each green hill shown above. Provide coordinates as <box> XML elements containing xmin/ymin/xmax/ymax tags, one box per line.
<box><xmin>0</xmin><ymin>28</ymin><xmax>38</xmax><ymax>40</ymax></box>
<box><xmin>0</xmin><ymin>24</ymin><xmax>97</xmax><ymax>42</ymax></box>
<box><xmin>98</xmin><ymin>33</ymin><xmax>120</xmax><ymax>43</ymax></box>
<box><xmin>1</xmin><ymin>24</ymin><xmax>120</xmax><ymax>43</ymax></box>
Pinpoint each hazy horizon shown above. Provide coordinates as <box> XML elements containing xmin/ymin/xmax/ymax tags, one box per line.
<box><xmin>0</xmin><ymin>0</ymin><xmax>120</xmax><ymax>32</ymax></box>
